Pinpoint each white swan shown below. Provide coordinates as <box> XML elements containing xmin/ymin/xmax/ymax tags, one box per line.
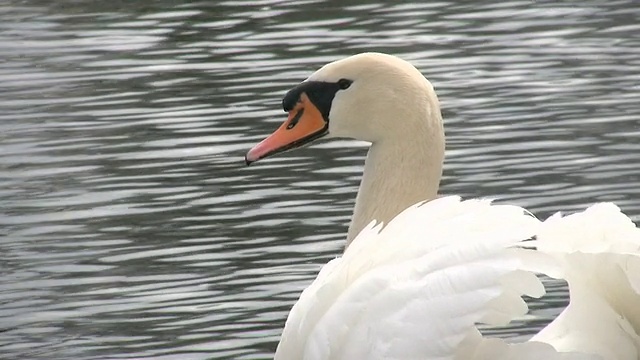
<box><xmin>245</xmin><ymin>53</ymin><xmax>640</xmax><ymax>360</ymax></box>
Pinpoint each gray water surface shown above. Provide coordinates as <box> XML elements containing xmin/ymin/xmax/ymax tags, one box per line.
<box><xmin>1</xmin><ymin>1</ymin><xmax>639</xmax><ymax>359</ymax></box>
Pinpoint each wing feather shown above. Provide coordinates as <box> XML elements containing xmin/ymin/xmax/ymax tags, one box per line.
<box><xmin>276</xmin><ymin>196</ymin><xmax>552</xmax><ymax>360</ymax></box>
<box><xmin>529</xmin><ymin>203</ymin><xmax>640</xmax><ymax>360</ymax></box>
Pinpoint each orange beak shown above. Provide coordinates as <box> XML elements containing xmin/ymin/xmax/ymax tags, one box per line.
<box><xmin>245</xmin><ymin>93</ymin><xmax>328</xmax><ymax>165</ymax></box>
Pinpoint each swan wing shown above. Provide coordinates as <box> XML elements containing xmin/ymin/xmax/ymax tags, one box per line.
<box><xmin>529</xmin><ymin>203</ymin><xmax>640</xmax><ymax>360</ymax></box>
<box><xmin>275</xmin><ymin>197</ymin><xmax>592</xmax><ymax>360</ymax></box>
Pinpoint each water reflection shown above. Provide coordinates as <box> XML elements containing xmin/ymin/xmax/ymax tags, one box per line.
<box><xmin>1</xmin><ymin>0</ymin><xmax>639</xmax><ymax>359</ymax></box>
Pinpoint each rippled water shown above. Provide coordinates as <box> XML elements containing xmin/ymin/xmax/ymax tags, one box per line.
<box><xmin>1</xmin><ymin>1</ymin><xmax>639</xmax><ymax>359</ymax></box>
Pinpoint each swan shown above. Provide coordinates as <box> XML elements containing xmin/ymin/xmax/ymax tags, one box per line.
<box><xmin>245</xmin><ymin>53</ymin><xmax>640</xmax><ymax>360</ymax></box>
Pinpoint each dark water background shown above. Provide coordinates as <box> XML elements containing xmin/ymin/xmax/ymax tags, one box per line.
<box><xmin>1</xmin><ymin>1</ymin><xmax>639</xmax><ymax>359</ymax></box>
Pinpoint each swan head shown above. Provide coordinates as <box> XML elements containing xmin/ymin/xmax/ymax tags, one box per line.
<box><xmin>245</xmin><ymin>52</ymin><xmax>441</xmax><ymax>164</ymax></box>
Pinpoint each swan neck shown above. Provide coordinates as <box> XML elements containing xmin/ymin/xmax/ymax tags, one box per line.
<box><xmin>347</xmin><ymin>134</ymin><xmax>444</xmax><ymax>245</ymax></box>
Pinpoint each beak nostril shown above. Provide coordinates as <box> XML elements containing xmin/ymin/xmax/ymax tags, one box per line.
<box><xmin>286</xmin><ymin>108</ymin><xmax>305</xmax><ymax>130</ymax></box>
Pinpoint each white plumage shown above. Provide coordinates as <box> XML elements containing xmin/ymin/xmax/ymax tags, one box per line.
<box><xmin>531</xmin><ymin>203</ymin><xmax>640</xmax><ymax>360</ymax></box>
<box><xmin>275</xmin><ymin>197</ymin><xmax>636</xmax><ymax>360</ymax></box>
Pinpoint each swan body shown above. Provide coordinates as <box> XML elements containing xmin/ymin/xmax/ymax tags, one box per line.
<box><xmin>245</xmin><ymin>53</ymin><xmax>640</xmax><ymax>359</ymax></box>
<box><xmin>276</xmin><ymin>197</ymin><xmax>603</xmax><ymax>360</ymax></box>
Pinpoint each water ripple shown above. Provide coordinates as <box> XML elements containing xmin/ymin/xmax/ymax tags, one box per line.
<box><xmin>1</xmin><ymin>0</ymin><xmax>639</xmax><ymax>359</ymax></box>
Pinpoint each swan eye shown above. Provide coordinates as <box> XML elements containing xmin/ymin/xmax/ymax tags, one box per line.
<box><xmin>338</xmin><ymin>78</ymin><xmax>352</xmax><ymax>90</ymax></box>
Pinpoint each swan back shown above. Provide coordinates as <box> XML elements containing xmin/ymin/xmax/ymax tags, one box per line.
<box><xmin>275</xmin><ymin>197</ymin><xmax>553</xmax><ymax>360</ymax></box>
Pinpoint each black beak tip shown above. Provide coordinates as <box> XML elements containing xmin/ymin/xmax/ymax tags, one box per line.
<box><xmin>244</xmin><ymin>155</ymin><xmax>254</xmax><ymax>166</ymax></box>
